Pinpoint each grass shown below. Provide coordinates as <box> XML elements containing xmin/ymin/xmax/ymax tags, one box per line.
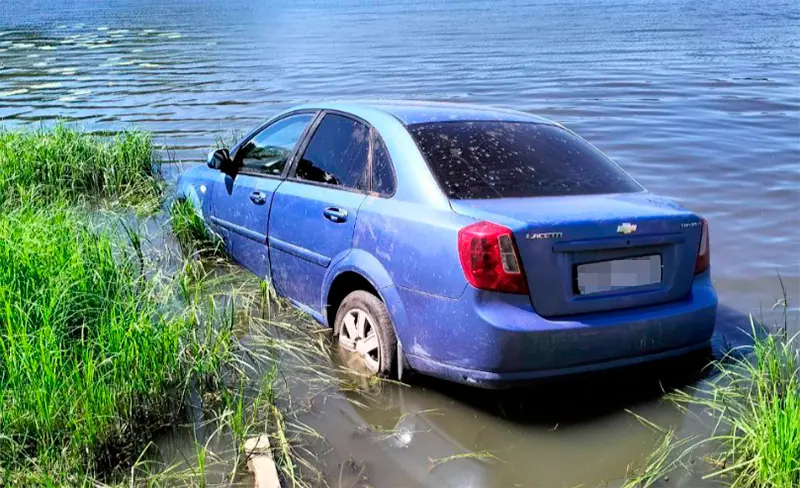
<box><xmin>428</xmin><ymin>451</ymin><xmax>503</xmax><ymax>471</ymax></box>
<box><xmin>0</xmin><ymin>200</ymin><xmax>215</xmax><ymax>485</ymax></box>
<box><xmin>169</xmin><ymin>197</ymin><xmax>224</xmax><ymax>258</ymax></box>
<box><xmin>0</xmin><ymin>126</ymin><xmax>335</xmax><ymax>486</ymax></box>
<box><xmin>625</xmin><ymin>314</ymin><xmax>800</xmax><ymax>488</ymax></box>
<box><xmin>0</xmin><ymin>123</ymin><xmax>162</xmax><ymax>207</ymax></box>
<box><xmin>0</xmin><ymin>199</ymin><xmax>332</xmax><ymax>486</ymax></box>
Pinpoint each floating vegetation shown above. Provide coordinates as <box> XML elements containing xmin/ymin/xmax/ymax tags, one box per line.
<box><xmin>429</xmin><ymin>451</ymin><xmax>503</xmax><ymax>471</ymax></box>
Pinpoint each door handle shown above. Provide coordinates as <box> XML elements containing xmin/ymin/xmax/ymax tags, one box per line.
<box><xmin>323</xmin><ymin>207</ymin><xmax>348</xmax><ymax>223</ymax></box>
<box><xmin>249</xmin><ymin>191</ymin><xmax>267</xmax><ymax>205</ymax></box>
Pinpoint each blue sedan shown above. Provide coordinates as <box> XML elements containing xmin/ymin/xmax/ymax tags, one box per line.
<box><xmin>177</xmin><ymin>100</ymin><xmax>717</xmax><ymax>388</ymax></box>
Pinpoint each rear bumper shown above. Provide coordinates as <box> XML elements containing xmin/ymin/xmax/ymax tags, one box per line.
<box><xmin>407</xmin><ymin>340</ymin><xmax>711</xmax><ymax>388</ymax></box>
<box><xmin>393</xmin><ymin>271</ymin><xmax>717</xmax><ymax>387</ymax></box>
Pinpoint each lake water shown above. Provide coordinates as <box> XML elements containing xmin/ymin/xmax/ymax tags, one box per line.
<box><xmin>2</xmin><ymin>0</ymin><xmax>798</xmax><ymax>486</ymax></box>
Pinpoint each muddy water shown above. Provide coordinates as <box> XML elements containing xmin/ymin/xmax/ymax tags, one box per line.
<box><xmin>2</xmin><ymin>0</ymin><xmax>799</xmax><ymax>486</ymax></box>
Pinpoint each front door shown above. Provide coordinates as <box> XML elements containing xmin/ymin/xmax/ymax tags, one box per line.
<box><xmin>209</xmin><ymin>112</ymin><xmax>315</xmax><ymax>279</ymax></box>
<box><xmin>269</xmin><ymin>113</ymin><xmax>371</xmax><ymax>313</ymax></box>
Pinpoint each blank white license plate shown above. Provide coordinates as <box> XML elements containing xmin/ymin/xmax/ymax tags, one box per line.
<box><xmin>577</xmin><ymin>255</ymin><xmax>662</xmax><ymax>295</ymax></box>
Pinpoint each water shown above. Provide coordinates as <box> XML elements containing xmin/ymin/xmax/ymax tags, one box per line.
<box><xmin>2</xmin><ymin>0</ymin><xmax>799</xmax><ymax>486</ymax></box>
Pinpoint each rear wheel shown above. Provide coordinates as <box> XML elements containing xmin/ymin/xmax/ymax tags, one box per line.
<box><xmin>334</xmin><ymin>290</ymin><xmax>397</xmax><ymax>378</ymax></box>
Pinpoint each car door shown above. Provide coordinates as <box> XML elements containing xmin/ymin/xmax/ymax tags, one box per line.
<box><xmin>268</xmin><ymin>112</ymin><xmax>371</xmax><ymax>314</ymax></box>
<box><xmin>208</xmin><ymin>112</ymin><xmax>316</xmax><ymax>279</ymax></box>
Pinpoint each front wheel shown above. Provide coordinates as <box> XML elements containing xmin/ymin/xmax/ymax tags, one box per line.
<box><xmin>334</xmin><ymin>290</ymin><xmax>397</xmax><ymax>378</ymax></box>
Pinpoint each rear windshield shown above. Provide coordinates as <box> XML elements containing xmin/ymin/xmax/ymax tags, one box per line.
<box><xmin>407</xmin><ymin>121</ymin><xmax>643</xmax><ymax>199</ymax></box>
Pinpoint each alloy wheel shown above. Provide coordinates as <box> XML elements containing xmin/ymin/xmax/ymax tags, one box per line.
<box><xmin>338</xmin><ymin>308</ymin><xmax>381</xmax><ymax>374</ymax></box>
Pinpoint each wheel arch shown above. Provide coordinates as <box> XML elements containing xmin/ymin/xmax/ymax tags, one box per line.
<box><xmin>322</xmin><ymin>250</ymin><xmax>408</xmax><ymax>338</ymax></box>
<box><xmin>326</xmin><ymin>271</ymin><xmax>382</xmax><ymax>329</ymax></box>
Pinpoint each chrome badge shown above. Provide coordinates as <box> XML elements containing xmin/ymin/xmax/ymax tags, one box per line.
<box><xmin>616</xmin><ymin>222</ymin><xmax>638</xmax><ymax>235</ymax></box>
<box><xmin>526</xmin><ymin>232</ymin><xmax>563</xmax><ymax>240</ymax></box>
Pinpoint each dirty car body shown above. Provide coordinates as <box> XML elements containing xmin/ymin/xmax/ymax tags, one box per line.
<box><xmin>177</xmin><ymin>100</ymin><xmax>717</xmax><ymax>388</ymax></box>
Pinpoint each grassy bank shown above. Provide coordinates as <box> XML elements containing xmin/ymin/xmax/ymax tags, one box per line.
<box><xmin>0</xmin><ymin>123</ymin><xmax>161</xmax><ymax>206</ymax></box>
<box><xmin>0</xmin><ymin>126</ymin><xmax>330</xmax><ymax>486</ymax></box>
<box><xmin>0</xmin><ymin>201</ymin><xmax>212</xmax><ymax>484</ymax></box>
<box><xmin>626</xmin><ymin>318</ymin><xmax>799</xmax><ymax>488</ymax></box>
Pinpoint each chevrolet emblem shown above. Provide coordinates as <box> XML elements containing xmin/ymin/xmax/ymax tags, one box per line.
<box><xmin>617</xmin><ymin>223</ymin><xmax>637</xmax><ymax>234</ymax></box>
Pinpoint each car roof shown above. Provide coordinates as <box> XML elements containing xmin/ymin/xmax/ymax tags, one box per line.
<box><xmin>288</xmin><ymin>100</ymin><xmax>555</xmax><ymax>126</ymax></box>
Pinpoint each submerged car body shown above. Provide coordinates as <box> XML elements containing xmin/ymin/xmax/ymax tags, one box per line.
<box><xmin>177</xmin><ymin>100</ymin><xmax>717</xmax><ymax>388</ymax></box>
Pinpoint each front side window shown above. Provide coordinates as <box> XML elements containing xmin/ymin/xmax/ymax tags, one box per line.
<box><xmin>237</xmin><ymin>113</ymin><xmax>314</xmax><ymax>176</ymax></box>
<box><xmin>407</xmin><ymin>121</ymin><xmax>643</xmax><ymax>199</ymax></box>
<box><xmin>295</xmin><ymin>114</ymin><xmax>369</xmax><ymax>190</ymax></box>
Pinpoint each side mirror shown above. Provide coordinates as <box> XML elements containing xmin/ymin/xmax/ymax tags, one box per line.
<box><xmin>206</xmin><ymin>148</ymin><xmax>235</xmax><ymax>175</ymax></box>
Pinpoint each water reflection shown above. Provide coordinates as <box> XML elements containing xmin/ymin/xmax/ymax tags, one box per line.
<box><xmin>314</xmin><ymin>347</ymin><xmax>715</xmax><ymax>488</ymax></box>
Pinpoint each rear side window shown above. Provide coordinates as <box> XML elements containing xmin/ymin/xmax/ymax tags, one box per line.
<box><xmin>371</xmin><ymin>132</ymin><xmax>396</xmax><ymax>195</ymax></box>
<box><xmin>407</xmin><ymin>121</ymin><xmax>643</xmax><ymax>199</ymax></box>
<box><xmin>295</xmin><ymin>114</ymin><xmax>369</xmax><ymax>190</ymax></box>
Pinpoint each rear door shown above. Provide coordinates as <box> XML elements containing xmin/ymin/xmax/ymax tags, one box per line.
<box><xmin>209</xmin><ymin>112</ymin><xmax>316</xmax><ymax>279</ymax></box>
<box><xmin>268</xmin><ymin>112</ymin><xmax>370</xmax><ymax>313</ymax></box>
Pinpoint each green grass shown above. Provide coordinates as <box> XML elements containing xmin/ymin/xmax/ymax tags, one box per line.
<box><xmin>0</xmin><ymin>200</ymin><xmax>234</xmax><ymax>485</ymax></box>
<box><xmin>169</xmin><ymin>198</ymin><xmax>224</xmax><ymax>258</ymax></box>
<box><xmin>0</xmin><ymin>123</ymin><xmax>162</xmax><ymax>206</ymax></box>
<box><xmin>626</xmin><ymin>318</ymin><xmax>800</xmax><ymax>488</ymax></box>
<box><xmin>0</xmin><ymin>127</ymin><xmax>337</xmax><ymax>486</ymax></box>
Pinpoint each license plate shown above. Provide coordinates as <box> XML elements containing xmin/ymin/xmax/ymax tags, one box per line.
<box><xmin>576</xmin><ymin>255</ymin><xmax>662</xmax><ymax>295</ymax></box>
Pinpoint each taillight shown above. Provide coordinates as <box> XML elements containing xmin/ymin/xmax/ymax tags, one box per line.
<box><xmin>458</xmin><ymin>221</ymin><xmax>528</xmax><ymax>294</ymax></box>
<box><xmin>694</xmin><ymin>218</ymin><xmax>710</xmax><ymax>275</ymax></box>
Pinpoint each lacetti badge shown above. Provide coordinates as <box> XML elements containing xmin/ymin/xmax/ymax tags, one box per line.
<box><xmin>526</xmin><ymin>232</ymin><xmax>563</xmax><ymax>240</ymax></box>
<box><xmin>617</xmin><ymin>223</ymin><xmax>638</xmax><ymax>234</ymax></box>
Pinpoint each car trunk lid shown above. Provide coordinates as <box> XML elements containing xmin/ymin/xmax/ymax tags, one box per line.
<box><xmin>450</xmin><ymin>192</ymin><xmax>703</xmax><ymax>317</ymax></box>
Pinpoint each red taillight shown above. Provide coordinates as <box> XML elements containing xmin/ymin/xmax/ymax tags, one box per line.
<box><xmin>458</xmin><ymin>221</ymin><xmax>528</xmax><ymax>294</ymax></box>
<box><xmin>694</xmin><ymin>218</ymin><xmax>710</xmax><ymax>275</ymax></box>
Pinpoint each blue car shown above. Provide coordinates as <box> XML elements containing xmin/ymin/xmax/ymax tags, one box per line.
<box><xmin>177</xmin><ymin>100</ymin><xmax>717</xmax><ymax>388</ymax></box>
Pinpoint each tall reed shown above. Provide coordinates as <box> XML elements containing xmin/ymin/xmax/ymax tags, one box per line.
<box><xmin>626</xmin><ymin>316</ymin><xmax>800</xmax><ymax>488</ymax></box>
<box><xmin>0</xmin><ymin>199</ymin><xmax>231</xmax><ymax>485</ymax></box>
<box><xmin>0</xmin><ymin>123</ymin><xmax>161</xmax><ymax>206</ymax></box>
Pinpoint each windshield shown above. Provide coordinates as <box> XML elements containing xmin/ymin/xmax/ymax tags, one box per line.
<box><xmin>407</xmin><ymin>121</ymin><xmax>643</xmax><ymax>199</ymax></box>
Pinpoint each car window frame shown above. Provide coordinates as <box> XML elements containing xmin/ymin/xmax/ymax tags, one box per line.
<box><xmin>231</xmin><ymin>110</ymin><xmax>320</xmax><ymax>180</ymax></box>
<box><xmin>287</xmin><ymin>110</ymin><xmax>378</xmax><ymax>195</ymax></box>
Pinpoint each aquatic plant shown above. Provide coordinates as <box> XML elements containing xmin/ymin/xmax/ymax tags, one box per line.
<box><xmin>169</xmin><ymin>197</ymin><xmax>224</xmax><ymax>258</ymax></box>
<box><xmin>0</xmin><ymin>123</ymin><xmax>162</xmax><ymax>206</ymax></box>
<box><xmin>0</xmin><ymin>129</ymin><xmax>341</xmax><ymax>486</ymax></box>
<box><xmin>0</xmin><ymin>200</ymin><xmax>232</xmax><ymax>485</ymax></box>
<box><xmin>626</xmin><ymin>313</ymin><xmax>800</xmax><ymax>488</ymax></box>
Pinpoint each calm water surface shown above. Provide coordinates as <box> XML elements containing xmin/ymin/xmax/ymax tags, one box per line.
<box><xmin>2</xmin><ymin>0</ymin><xmax>798</xmax><ymax>486</ymax></box>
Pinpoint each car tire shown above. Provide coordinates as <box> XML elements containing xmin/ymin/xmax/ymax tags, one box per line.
<box><xmin>334</xmin><ymin>290</ymin><xmax>397</xmax><ymax>379</ymax></box>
